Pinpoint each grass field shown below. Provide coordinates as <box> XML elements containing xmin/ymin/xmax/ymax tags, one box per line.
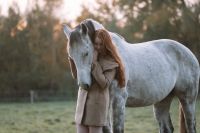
<box><xmin>0</xmin><ymin>99</ymin><xmax>199</xmax><ymax>133</ymax></box>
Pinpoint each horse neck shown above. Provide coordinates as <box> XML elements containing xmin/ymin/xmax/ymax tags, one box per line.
<box><xmin>109</xmin><ymin>32</ymin><xmax>128</xmax><ymax>48</ymax></box>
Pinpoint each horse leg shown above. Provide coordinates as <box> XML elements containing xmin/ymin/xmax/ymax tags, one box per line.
<box><xmin>109</xmin><ymin>81</ymin><xmax>127</xmax><ymax>133</ymax></box>
<box><xmin>103</xmin><ymin>126</ymin><xmax>112</xmax><ymax>133</ymax></box>
<box><xmin>178</xmin><ymin>97</ymin><xmax>197</xmax><ymax>133</ymax></box>
<box><xmin>112</xmin><ymin>95</ymin><xmax>126</xmax><ymax>133</ymax></box>
<box><xmin>175</xmin><ymin>77</ymin><xmax>198</xmax><ymax>133</ymax></box>
<box><xmin>153</xmin><ymin>93</ymin><xmax>174</xmax><ymax>133</ymax></box>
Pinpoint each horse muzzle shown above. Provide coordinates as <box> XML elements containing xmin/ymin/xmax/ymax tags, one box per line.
<box><xmin>79</xmin><ymin>83</ymin><xmax>89</xmax><ymax>91</ymax></box>
<box><xmin>77</xmin><ymin>68</ymin><xmax>92</xmax><ymax>90</ymax></box>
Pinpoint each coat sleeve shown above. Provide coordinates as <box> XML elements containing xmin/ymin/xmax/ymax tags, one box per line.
<box><xmin>91</xmin><ymin>62</ymin><xmax>117</xmax><ymax>89</ymax></box>
<box><xmin>68</xmin><ymin>57</ymin><xmax>77</xmax><ymax>79</ymax></box>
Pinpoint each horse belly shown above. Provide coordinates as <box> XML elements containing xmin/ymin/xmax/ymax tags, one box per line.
<box><xmin>126</xmin><ymin>73</ymin><xmax>176</xmax><ymax>107</ymax></box>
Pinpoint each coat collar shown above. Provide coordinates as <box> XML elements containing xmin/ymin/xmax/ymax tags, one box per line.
<box><xmin>99</xmin><ymin>56</ymin><xmax>119</xmax><ymax>71</ymax></box>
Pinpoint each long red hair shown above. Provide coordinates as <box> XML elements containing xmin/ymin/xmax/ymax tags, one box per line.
<box><xmin>95</xmin><ymin>29</ymin><xmax>125</xmax><ymax>88</ymax></box>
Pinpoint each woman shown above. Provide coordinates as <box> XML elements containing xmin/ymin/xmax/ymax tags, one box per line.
<box><xmin>75</xmin><ymin>29</ymin><xmax>125</xmax><ymax>133</ymax></box>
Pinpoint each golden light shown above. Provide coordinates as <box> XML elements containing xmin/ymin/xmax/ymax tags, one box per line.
<box><xmin>17</xmin><ymin>19</ymin><xmax>28</xmax><ymax>31</ymax></box>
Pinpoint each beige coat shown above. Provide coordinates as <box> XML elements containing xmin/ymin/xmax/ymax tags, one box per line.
<box><xmin>74</xmin><ymin>55</ymin><xmax>118</xmax><ymax>126</ymax></box>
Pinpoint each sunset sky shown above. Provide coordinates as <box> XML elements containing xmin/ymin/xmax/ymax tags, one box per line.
<box><xmin>0</xmin><ymin>0</ymin><xmax>198</xmax><ymax>22</ymax></box>
<box><xmin>0</xmin><ymin>0</ymin><xmax>97</xmax><ymax>21</ymax></box>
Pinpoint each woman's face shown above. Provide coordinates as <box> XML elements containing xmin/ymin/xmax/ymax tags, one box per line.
<box><xmin>94</xmin><ymin>37</ymin><xmax>105</xmax><ymax>53</ymax></box>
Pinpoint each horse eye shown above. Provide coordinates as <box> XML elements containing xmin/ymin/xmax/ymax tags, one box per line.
<box><xmin>83</xmin><ymin>52</ymin><xmax>88</xmax><ymax>57</ymax></box>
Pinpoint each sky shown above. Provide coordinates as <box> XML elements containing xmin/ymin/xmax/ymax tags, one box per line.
<box><xmin>57</xmin><ymin>0</ymin><xmax>97</xmax><ymax>22</ymax></box>
<box><xmin>0</xmin><ymin>0</ymin><xmax>199</xmax><ymax>22</ymax></box>
<box><xmin>0</xmin><ymin>0</ymin><xmax>28</xmax><ymax>15</ymax></box>
<box><xmin>0</xmin><ymin>0</ymin><xmax>96</xmax><ymax>22</ymax></box>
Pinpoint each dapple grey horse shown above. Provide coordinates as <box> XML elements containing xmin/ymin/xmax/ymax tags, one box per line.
<box><xmin>63</xmin><ymin>19</ymin><xmax>199</xmax><ymax>133</ymax></box>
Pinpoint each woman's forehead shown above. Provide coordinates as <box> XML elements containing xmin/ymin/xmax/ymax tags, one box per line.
<box><xmin>95</xmin><ymin>37</ymin><xmax>101</xmax><ymax>43</ymax></box>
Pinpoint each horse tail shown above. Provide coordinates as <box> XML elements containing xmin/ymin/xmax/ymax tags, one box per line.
<box><xmin>179</xmin><ymin>103</ymin><xmax>187</xmax><ymax>133</ymax></box>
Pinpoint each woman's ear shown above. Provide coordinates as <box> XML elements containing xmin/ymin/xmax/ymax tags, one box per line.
<box><xmin>68</xmin><ymin>57</ymin><xmax>77</xmax><ymax>79</ymax></box>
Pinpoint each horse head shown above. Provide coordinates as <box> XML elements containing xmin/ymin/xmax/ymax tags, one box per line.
<box><xmin>63</xmin><ymin>20</ymin><xmax>96</xmax><ymax>89</ymax></box>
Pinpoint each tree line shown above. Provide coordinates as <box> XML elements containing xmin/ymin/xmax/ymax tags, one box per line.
<box><xmin>0</xmin><ymin>0</ymin><xmax>199</xmax><ymax>101</ymax></box>
<box><xmin>0</xmin><ymin>1</ymin><xmax>77</xmax><ymax>101</ymax></box>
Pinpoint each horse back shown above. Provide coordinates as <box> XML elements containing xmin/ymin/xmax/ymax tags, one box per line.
<box><xmin>112</xmin><ymin>38</ymin><xmax>199</xmax><ymax>106</ymax></box>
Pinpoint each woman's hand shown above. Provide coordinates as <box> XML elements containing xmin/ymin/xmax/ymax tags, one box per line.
<box><xmin>92</xmin><ymin>50</ymin><xmax>98</xmax><ymax>70</ymax></box>
<box><xmin>93</xmin><ymin>49</ymin><xmax>98</xmax><ymax>63</ymax></box>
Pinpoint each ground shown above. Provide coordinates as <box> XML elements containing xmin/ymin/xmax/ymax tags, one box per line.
<box><xmin>0</xmin><ymin>99</ymin><xmax>199</xmax><ymax>133</ymax></box>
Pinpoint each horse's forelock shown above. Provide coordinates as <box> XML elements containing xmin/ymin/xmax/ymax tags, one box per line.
<box><xmin>69</xmin><ymin>20</ymin><xmax>95</xmax><ymax>45</ymax></box>
<box><xmin>82</xmin><ymin>20</ymin><xmax>95</xmax><ymax>43</ymax></box>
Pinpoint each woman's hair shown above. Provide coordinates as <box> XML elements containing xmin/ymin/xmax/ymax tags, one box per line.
<box><xmin>95</xmin><ymin>29</ymin><xmax>125</xmax><ymax>88</ymax></box>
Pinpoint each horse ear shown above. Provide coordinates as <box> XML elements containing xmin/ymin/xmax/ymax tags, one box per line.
<box><xmin>63</xmin><ymin>24</ymin><xmax>72</xmax><ymax>39</ymax></box>
<box><xmin>81</xmin><ymin>23</ymin><xmax>88</xmax><ymax>35</ymax></box>
<box><xmin>68</xmin><ymin>57</ymin><xmax>77</xmax><ymax>79</ymax></box>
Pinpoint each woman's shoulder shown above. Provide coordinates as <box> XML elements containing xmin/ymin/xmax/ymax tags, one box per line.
<box><xmin>99</xmin><ymin>55</ymin><xmax>118</xmax><ymax>71</ymax></box>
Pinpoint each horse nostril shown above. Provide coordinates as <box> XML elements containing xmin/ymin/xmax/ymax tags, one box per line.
<box><xmin>79</xmin><ymin>83</ymin><xmax>89</xmax><ymax>90</ymax></box>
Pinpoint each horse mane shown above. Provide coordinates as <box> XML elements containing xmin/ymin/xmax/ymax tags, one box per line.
<box><xmin>82</xmin><ymin>20</ymin><xmax>95</xmax><ymax>43</ymax></box>
<box><xmin>95</xmin><ymin>29</ymin><xmax>125</xmax><ymax>88</ymax></box>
